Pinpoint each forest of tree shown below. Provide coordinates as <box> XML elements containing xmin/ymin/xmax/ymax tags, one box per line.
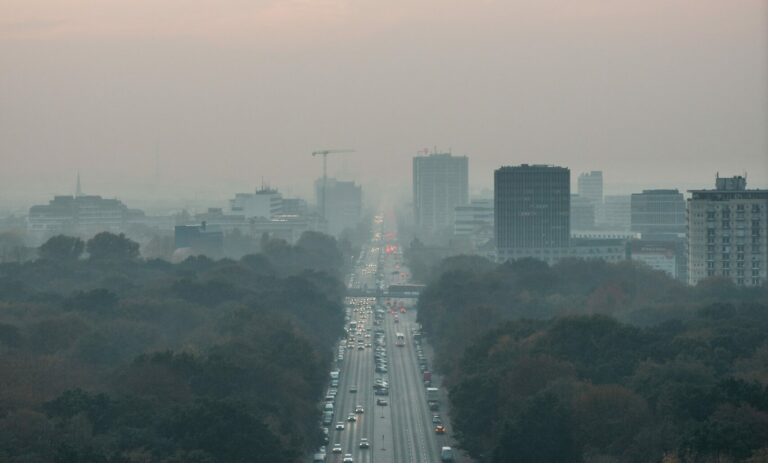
<box><xmin>0</xmin><ymin>231</ymin><xmax>347</xmax><ymax>463</ymax></box>
<box><xmin>413</xmin><ymin>254</ymin><xmax>768</xmax><ymax>463</ymax></box>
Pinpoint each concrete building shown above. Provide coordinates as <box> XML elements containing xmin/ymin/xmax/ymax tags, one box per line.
<box><xmin>453</xmin><ymin>198</ymin><xmax>494</xmax><ymax>249</ymax></box>
<box><xmin>688</xmin><ymin>175</ymin><xmax>768</xmax><ymax>286</ymax></box>
<box><xmin>578</xmin><ymin>171</ymin><xmax>603</xmax><ymax>223</ymax></box>
<box><xmin>630</xmin><ymin>240</ymin><xmax>682</xmax><ymax>279</ymax></box>
<box><xmin>413</xmin><ymin>152</ymin><xmax>469</xmax><ymax>239</ymax></box>
<box><xmin>601</xmin><ymin>195</ymin><xmax>631</xmax><ymax>231</ymax></box>
<box><xmin>571</xmin><ymin>194</ymin><xmax>596</xmax><ymax>230</ymax></box>
<box><xmin>174</xmin><ymin>222</ymin><xmax>224</xmax><ymax>257</ymax></box>
<box><xmin>315</xmin><ymin>178</ymin><xmax>362</xmax><ymax>237</ymax></box>
<box><xmin>229</xmin><ymin>188</ymin><xmax>283</xmax><ymax>220</ymax></box>
<box><xmin>631</xmin><ymin>189</ymin><xmax>686</xmax><ymax>240</ymax></box>
<box><xmin>495</xmin><ymin>164</ymin><xmax>570</xmax><ymax>262</ymax></box>
<box><xmin>27</xmin><ymin>195</ymin><xmax>144</xmax><ymax>245</ymax></box>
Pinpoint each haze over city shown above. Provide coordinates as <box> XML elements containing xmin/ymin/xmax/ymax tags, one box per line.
<box><xmin>1</xmin><ymin>0</ymin><xmax>766</xmax><ymax>211</ymax></box>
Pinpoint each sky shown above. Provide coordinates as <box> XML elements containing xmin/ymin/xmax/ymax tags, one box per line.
<box><xmin>1</xmin><ymin>0</ymin><xmax>766</xmax><ymax>211</ymax></box>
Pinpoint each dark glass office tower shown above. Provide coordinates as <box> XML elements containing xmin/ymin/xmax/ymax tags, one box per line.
<box><xmin>494</xmin><ymin>165</ymin><xmax>570</xmax><ymax>251</ymax></box>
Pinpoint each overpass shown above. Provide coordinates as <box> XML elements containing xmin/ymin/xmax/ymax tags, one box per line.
<box><xmin>346</xmin><ymin>284</ymin><xmax>425</xmax><ymax>299</ymax></box>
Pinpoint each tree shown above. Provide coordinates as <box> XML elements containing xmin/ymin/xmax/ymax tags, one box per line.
<box><xmin>86</xmin><ymin>232</ymin><xmax>139</xmax><ymax>261</ymax></box>
<box><xmin>39</xmin><ymin>235</ymin><xmax>84</xmax><ymax>262</ymax></box>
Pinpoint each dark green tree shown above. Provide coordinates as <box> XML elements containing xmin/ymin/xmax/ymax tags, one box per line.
<box><xmin>39</xmin><ymin>235</ymin><xmax>84</xmax><ymax>261</ymax></box>
<box><xmin>86</xmin><ymin>232</ymin><xmax>139</xmax><ymax>261</ymax></box>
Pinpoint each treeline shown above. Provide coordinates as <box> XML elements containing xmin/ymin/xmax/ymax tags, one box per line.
<box><xmin>414</xmin><ymin>255</ymin><xmax>768</xmax><ymax>463</ymax></box>
<box><xmin>0</xmin><ymin>231</ymin><xmax>346</xmax><ymax>463</ymax></box>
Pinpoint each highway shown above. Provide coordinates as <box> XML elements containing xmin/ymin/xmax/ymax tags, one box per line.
<box><xmin>318</xmin><ymin>211</ymin><xmax>457</xmax><ymax>463</ymax></box>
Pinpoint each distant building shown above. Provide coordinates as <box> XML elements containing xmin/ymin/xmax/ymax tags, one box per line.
<box><xmin>174</xmin><ymin>222</ymin><xmax>224</xmax><ymax>257</ymax></box>
<box><xmin>571</xmin><ymin>194</ymin><xmax>596</xmax><ymax>230</ymax></box>
<box><xmin>315</xmin><ymin>178</ymin><xmax>362</xmax><ymax>236</ymax></box>
<box><xmin>688</xmin><ymin>175</ymin><xmax>768</xmax><ymax>286</ymax></box>
<box><xmin>577</xmin><ymin>171</ymin><xmax>603</xmax><ymax>205</ymax></box>
<box><xmin>577</xmin><ymin>171</ymin><xmax>603</xmax><ymax>222</ymax></box>
<box><xmin>631</xmin><ymin>189</ymin><xmax>686</xmax><ymax>240</ymax></box>
<box><xmin>229</xmin><ymin>188</ymin><xmax>283</xmax><ymax>220</ymax></box>
<box><xmin>453</xmin><ymin>198</ymin><xmax>494</xmax><ymax>249</ymax></box>
<box><xmin>630</xmin><ymin>240</ymin><xmax>682</xmax><ymax>279</ymax></box>
<box><xmin>495</xmin><ymin>164</ymin><xmax>570</xmax><ymax>262</ymax></box>
<box><xmin>280</xmin><ymin>198</ymin><xmax>308</xmax><ymax>217</ymax></box>
<box><xmin>601</xmin><ymin>195</ymin><xmax>631</xmax><ymax>230</ymax></box>
<box><xmin>413</xmin><ymin>152</ymin><xmax>469</xmax><ymax>240</ymax></box>
<box><xmin>27</xmin><ymin>195</ymin><xmax>144</xmax><ymax>245</ymax></box>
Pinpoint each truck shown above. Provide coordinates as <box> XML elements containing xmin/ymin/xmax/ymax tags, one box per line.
<box><xmin>441</xmin><ymin>446</ymin><xmax>454</xmax><ymax>461</ymax></box>
<box><xmin>426</xmin><ymin>387</ymin><xmax>440</xmax><ymax>411</ymax></box>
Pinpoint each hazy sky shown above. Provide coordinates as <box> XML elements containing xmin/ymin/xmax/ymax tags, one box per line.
<box><xmin>1</xmin><ymin>0</ymin><xmax>766</xmax><ymax>209</ymax></box>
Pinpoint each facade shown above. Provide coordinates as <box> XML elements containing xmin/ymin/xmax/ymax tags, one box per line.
<box><xmin>229</xmin><ymin>188</ymin><xmax>283</xmax><ymax>220</ymax></box>
<box><xmin>453</xmin><ymin>198</ymin><xmax>494</xmax><ymax>249</ymax></box>
<box><xmin>494</xmin><ymin>164</ymin><xmax>570</xmax><ymax>261</ymax></box>
<box><xmin>413</xmin><ymin>153</ymin><xmax>469</xmax><ymax>239</ymax></box>
<box><xmin>315</xmin><ymin>178</ymin><xmax>362</xmax><ymax>236</ymax></box>
<box><xmin>27</xmin><ymin>195</ymin><xmax>143</xmax><ymax>245</ymax></box>
<box><xmin>174</xmin><ymin>222</ymin><xmax>224</xmax><ymax>257</ymax></box>
<box><xmin>688</xmin><ymin>175</ymin><xmax>768</xmax><ymax>286</ymax></box>
<box><xmin>571</xmin><ymin>194</ymin><xmax>596</xmax><ymax>230</ymax></box>
<box><xmin>601</xmin><ymin>195</ymin><xmax>631</xmax><ymax>230</ymax></box>
<box><xmin>631</xmin><ymin>189</ymin><xmax>686</xmax><ymax>239</ymax></box>
<box><xmin>578</xmin><ymin>171</ymin><xmax>603</xmax><ymax>222</ymax></box>
<box><xmin>630</xmin><ymin>240</ymin><xmax>681</xmax><ymax>279</ymax></box>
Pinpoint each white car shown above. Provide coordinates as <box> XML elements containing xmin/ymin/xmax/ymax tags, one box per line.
<box><xmin>332</xmin><ymin>444</ymin><xmax>342</xmax><ymax>453</ymax></box>
<box><xmin>343</xmin><ymin>454</ymin><xmax>354</xmax><ymax>463</ymax></box>
<box><xmin>359</xmin><ymin>438</ymin><xmax>370</xmax><ymax>449</ymax></box>
<box><xmin>335</xmin><ymin>422</ymin><xmax>345</xmax><ymax>431</ymax></box>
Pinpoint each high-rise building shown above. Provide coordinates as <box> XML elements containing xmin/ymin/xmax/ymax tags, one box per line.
<box><xmin>602</xmin><ymin>195</ymin><xmax>631</xmax><ymax>230</ymax></box>
<box><xmin>315</xmin><ymin>178</ymin><xmax>362</xmax><ymax>237</ymax></box>
<box><xmin>571</xmin><ymin>194</ymin><xmax>596</xmax><ymax>230</ymax></box>
<box><xmin>578</xmin><ymin>171</ymin><xmax>603</xmax><ymax>223</ymax></box>
<box><xmin>413</xmin><ymin>153</ymin><xmax>469</xmax><ymax>239</ymax></box>
<box><xmin>454</xmin><ymin>198</ymin><xmax>494</xmax><ymax>248</ymax></box>
<box><xmin>631</xmin><ymin>189</ymin><xmax>686</xmax><ymax>239</ymax></box>
<box><xmin>577</xmin><ymin>171</ymin><xmax>603</xmax><ymax>204</ymax></box>
<box><xmin>494</xmin><ymin>165</ymin><xmax>570</xmax><ymax>261</ymax></box>
<box><xmin>688</xmin><ymin>175</ymin><xmax>767</xmax><ymax>287</ymax></box>
<box><xmin>229</xmin><ymin>188</ymin><xmax>283</xmax><ymax>220</ymax></box>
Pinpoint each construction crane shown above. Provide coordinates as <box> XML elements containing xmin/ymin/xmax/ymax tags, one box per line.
<box><xmin>312</xmin><ymin>149</ymin><xmax>355</xmax><ymax>224</ymax></box>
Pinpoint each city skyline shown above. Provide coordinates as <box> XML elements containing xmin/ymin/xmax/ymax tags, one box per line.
<box><xmin>1</xmin><ymin>0</ymin><xmax>766</xmax><ymax>208</ymax></box>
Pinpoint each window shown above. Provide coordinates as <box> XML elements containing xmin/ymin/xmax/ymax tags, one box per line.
<box><xmin>706</xmin><ymin>211</ymin><xmax>716</xmax><ymax>220</ymax></box>
<box><xmin>722</xmin><ymin>221</ymin><xmax>731</xmax><ymax>229</ymax></box>
<box><xmin>737</xmin><ymin>245</ymin><xmax>745</xmax><ymax>252</ymax></box>
<box><xmin>707</xmin><ymin>261</ymin><xmax>715</xmax><ymax>269</ymax></box>
<box><xmin>753</xmin><ymin>270</ymin><xmax>760</xmax><ymax>277</ymax></box>
<box><xmin>754</xmin><ymin>278</ymin><xmax>761</xmax><ymax>285</ymax></box>
<box><xmin>723</xmin><ymin>236</ymin><xmax>731</xmax><ymax>244</ymax></box>
<box><xmin>753</xmin><ymin>204</ymin><xmax>762</xmax><ymax>213</ymax></box>
<box><xmin>737</xmin><ymin>269</ymin><xmax>744</xmax><ymax>276</ymax></box>
<box><xmin>707</xmin><ymin>270</ymin><xmax>715</xmax><ymax>277</ymax></box>
<box><xmin>737</xmin><ymin>262</ymin><xmax>745</xmax><ymax>268</ymax></box>
<box><xmin>722</xmin><ymin>253</ymin><xmax>730</xmax><ymax>261</ymax></box>
<box><xmin>723</xmin><ymin>261</ymin><xmax>730</xmax><ymax>269</ymax></box>
<box><xmin>737</xmin><ymin>204</ymin><xmax>745</xmax><ymax>211</ymax></box>
<box><xmin>737</xmin><ymin>278</ymin><xmax>744</xmax><ymax>285</ymax></box>
<box><xmin>723</xmin><ymin>270</ymin><xmax>730</xmax><ymax>277</ymax></box>
<box><xmin>737</xmin><ymin>253</ymin><xmax>744</xmax><ymax>261</ymax></box>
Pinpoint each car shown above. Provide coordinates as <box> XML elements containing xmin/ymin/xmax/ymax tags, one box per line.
<box><xmin>376</xmin><ymin>398</ymin><xmax>388</xmax><ymax>406</ymax></box>
<box><xmin>435</xmin><ymin>424</ymin><xmax>446</xmax><ymax>434</ymax></box>
<box><xmin>359</xmin><ymin>438</ymin><xmax>370</xmax><ymax>449</ymax></box>
<box><xmin>332</xmin><ymin>444</ymin><xmax>342</xmax><ymax>453</ymax></box>
<box><xmin>432</xmin><ymin>415</ymin><xmax>442</xmax><ymax>424</ymax></box>
<box><xmin>355</xmin><ymin>405</ymin><xmax>364</xmax><ymax>414</ymax></box>
<box><xmin>347</xmin><ymin>414</ymin><xmax>356</xmax><ymax>422</ymax></box>
<box><xmin>343</xmin><ymin>454</ymin><xmax>354</xmax><ymax>463</ymax></box>
<box><xmin>349</xmin><ymin>385</ymin><xmax>358</xmax><ymax>393</ymax></box>
<box><xmin>335</xmin><ymin>422</ymin><xmax>345</xmax><ymax>431</ymax></box>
